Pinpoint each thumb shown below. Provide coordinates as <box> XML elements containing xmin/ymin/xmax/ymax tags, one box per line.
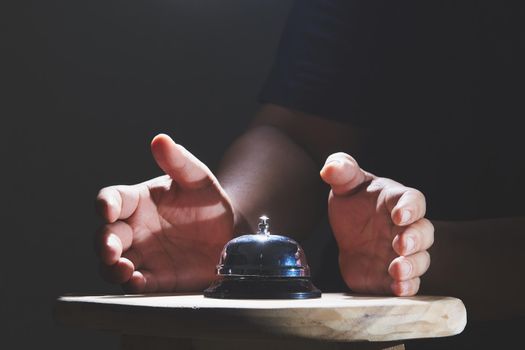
<box><xmin>150</xmin><ymin>133</ymin><xmax>214</xmax><ymax>189</ymax></box>
<box><xmin>320</xmin><ymin>152</ymin><xmax>373</xmax><ymax>196</ymax></box>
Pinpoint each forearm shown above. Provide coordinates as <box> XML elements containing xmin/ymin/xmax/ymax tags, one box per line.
<box><xmin>423</xmin><ymin>217</ymin><xmax>525</xmax><ymax>320</ymax></box>
<box><xmin>216</xmin><ymin>124</ymin><xmax>325</xmax><ymax>239</ymax></box>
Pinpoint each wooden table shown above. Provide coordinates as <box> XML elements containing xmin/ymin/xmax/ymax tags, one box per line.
<box><xmin>54</xmin><ymin>293</ymin><xmax>466</xmax><ymax>350</ymax></box>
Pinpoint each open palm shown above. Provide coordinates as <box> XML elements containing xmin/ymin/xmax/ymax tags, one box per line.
<box><xmin>96</xmin><ymin>134</ymin><xmax>234</xmax><ymax>293</ymax></box>
<box><xmin>321</xmin><ymin>153</ymin><xmax>434</xmax><ymax>296</ymax></box>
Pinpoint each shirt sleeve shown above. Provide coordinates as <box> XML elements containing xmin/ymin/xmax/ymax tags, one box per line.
<box><xmin>258</xmin><ymin>0</ymin><xmax>384</xmax><ymax>126</ymax></box>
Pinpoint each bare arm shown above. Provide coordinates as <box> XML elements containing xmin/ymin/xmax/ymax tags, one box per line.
<box><xmin>217</xmin><ymin>105</ymin><xmax>434</xmax><ymax>298</ymax></box>
<box><xmin>92</xmin><ymin>103</ymin><xmax>366</xmax><ymax>293</ymax></box>
<box><xmin>220</xmin><ymin>104</ymin><xmax>525</xmax><ymax>320</ymax></box>
<box><xmin>216</xmin><ymin>104</ymin><xmax>363</xmax><ymax>237</ymax></box>
<box><xmin>94</xmin><ymin>101</ymin><xmax>525</xmax><ymax>312</ymax></box>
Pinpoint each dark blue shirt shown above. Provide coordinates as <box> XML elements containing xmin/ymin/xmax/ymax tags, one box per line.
<box><xmin>260</xmin><ymin>0</ymin><xmax>525</xmax><ymax>220</ymax></box>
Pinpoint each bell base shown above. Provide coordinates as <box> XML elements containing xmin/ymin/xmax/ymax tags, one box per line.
<box><xmin>203</xmin><ymin>277</ymin><xmax>321</xmax><ymax>299</ymax></box>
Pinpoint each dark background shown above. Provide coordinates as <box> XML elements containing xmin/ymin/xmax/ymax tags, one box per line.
<box><xmin>3</xmin><ymin>1</ymin><xmax>522</xmax><ymax>349</ymax></box>
<box><xmin>3</xmin><ymin>1</ymin><xmax>293</xmax><ymax>348</ymax></box>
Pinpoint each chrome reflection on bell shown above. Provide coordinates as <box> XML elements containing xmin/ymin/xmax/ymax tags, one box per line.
<box><xmin>204</xmin><ymin>216</ymin><xmax>321</xmax><ymax>299</ymax></box>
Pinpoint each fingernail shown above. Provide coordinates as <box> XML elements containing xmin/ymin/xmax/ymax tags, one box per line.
<box><xmin>107</xmin><ymin>234</ymin><xmax>120</xmax><ymax>251</ymax></box>
<box><xmin>104</xmin><ymin>198</ymin><xmax>115</xmax><ymax>214</ymax></box>
<box><xmin>405</xmin><ymin>236</ymin><xmax>415</xmax><ymax>253</ymax></box>
<box><xmin>400</xmin><ymin>209</ymin><xmax>411</xmax><ymax>224</ymax></box>
<box><xmin>326</xmin><ymin>159</ymin><xmax>342</xmax><ymax>167</ymax></box>
<box><xmin>400</xmin><ymin>261</ymin><xmax>412</xmax><ymax>277</ymax></box>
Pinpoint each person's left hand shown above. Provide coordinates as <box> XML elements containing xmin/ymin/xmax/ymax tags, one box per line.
<box><xmin>321</xmin><ymin>152</ymin><xmax>434</xmax><ymax>296</ymax></box>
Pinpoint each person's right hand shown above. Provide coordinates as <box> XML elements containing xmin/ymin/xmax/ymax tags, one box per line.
<box><xmin>95</xmin><ymin>134</ymin><xmax>234</xmax><ymax>293</ymax></box>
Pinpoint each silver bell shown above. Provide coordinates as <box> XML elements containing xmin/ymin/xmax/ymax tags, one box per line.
<box><xmin>203</xmin><ymin>216</ymin><xmax>321</xmax><ymax>299</ymax></box>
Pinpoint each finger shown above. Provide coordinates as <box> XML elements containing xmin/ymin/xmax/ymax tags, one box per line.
<box><xmin>96</xmin><ymin>185</ymin><xmax>140</xmax><ymax>223</ymax></box>
<box><xmin>385</xmin><ymin>187</ymin><xmax>426</xmax><ymax>226</ymax></box>
<box><xmin>391</xmin><ymin>277</ymin><xmax>421</xmax><ymax>296</ymax></box>
<box><xmin>320</xmin><ymin>152</ymin><xmax>373</xmax><ymax>196</ymax></box>
<box><xmin>392</xmin><ymin>218</ymin><xmax>434</xmax><ymax>256</ymax></box>
<box><xmin>99</xmin><ymin>257</ymin><xmax>135</xmax><ymax>284</ymax></box>
<box><xmin>94</xmin><ymin>222</ymin><xmax>134</xmax><ymax>265</ymax></box>
<box><xmin>129</xmin><ymin>270</ymin><xmax>160</xmax><ymax>293</ymax></box>
<box><xmin>151</xmin><ymin>134</ymin><xmax>214</xmax><ymax>189</ymax></box>
<box><xmin>339</xmin><ymin>253</ymin><xmax>394</xmax><ymax>295</ymax></box>
<box><xmin>122</xmin><ymin>248</ymin><xmax>143</xmax><ymax>269</ymax></box>
<box><xmin>122</xmin><ymin>270</ymin><xmax>147</xmax><ymax>294</ymax></box>
<box><xmin>388</xmin><ymin>251</ymin><xmax>431</xmax><ymax>281</ymax></box>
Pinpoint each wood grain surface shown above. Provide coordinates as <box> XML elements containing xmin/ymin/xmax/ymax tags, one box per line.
<box><xmin>54</xmin><ymin>293</ymin><xmax>466</xmax><ymax>343</ymax></box>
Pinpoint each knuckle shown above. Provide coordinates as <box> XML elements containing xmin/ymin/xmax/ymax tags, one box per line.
<box><xmin>421</xmin><ymin>217</ymin><xmax>434</xmax><ymax>230</ymax></box>
<box><xmin>411</xmin><ymin>278</ymin><xmax>421</xmax><ymax>294</ymax></box>
<box><xmin>424</xmin><ymin>250</ymin><xmax>431</xmax><ymax>267</ymax></box>
<box><xmin>409</xmin><ymin>223</ymin><xmax>425</xmax><ymax>241</ymax></box>
<box><xmin>421</xmin><ymin>220</ymin><xmax>435</xmax><ymax>244</ymax></box>
<box><xmin>402</xmin><ymin>187</ymin><xmax>426</xmax><ymax>210</ymax></box>
<box><xmin>409</xmin><ymin>188</ymin><xmax>427</xmax><ymax>211</ymax></box>
<box><xmin>100</xmin><ymin>224</ymin><xmax>113</xmax><ymax>237</ymax></box>
<box><xmin>384</xmin><ymin>186</ymin><xmax>402</xmax><ymax>200</ymax></box>
<box><xmin>414</xmin><ymin>251</ymin><xmax>431</xmax><ymax>273</ymax></box>
<box><xmin>114</xmin><ymin>185</ymin><xmax>131</xmax><ymax>195</ymax></box>
<box><xmin>415</xmin><ymin>189</ymin><xmax>426</xmax><ymax>203</ymax></box>
<box><xmin>407</xmin><ymin>187</ymin><xmax>425</xmax><ymax>201</ymax></box>
<box><xmin>414</xmin><ymin>218</ymin><xmax>434</xmax><ymax>235</ymax></box>
<box><xmin>96</xmin><ymin>187</ymin><xmax>109</xmax><ymax>200</ymax></box>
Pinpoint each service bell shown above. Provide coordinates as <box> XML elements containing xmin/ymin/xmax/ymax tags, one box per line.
<box><xmin>203</xmin><ymin>216</ymin><xmax>321</xmax><ymax>299</ymax></box>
